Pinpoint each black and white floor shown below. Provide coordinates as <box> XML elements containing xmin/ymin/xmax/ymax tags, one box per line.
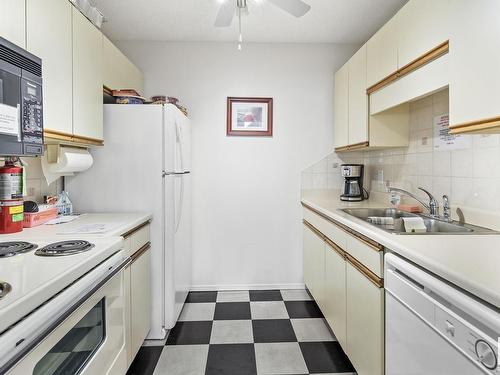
<box><xmin>127</xmin><ymin>289</ymin><xmax>356</xmax><ymax>375</ymax></box>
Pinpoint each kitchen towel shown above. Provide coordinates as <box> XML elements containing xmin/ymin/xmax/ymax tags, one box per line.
<box><xmin>41</xmin><ymin>146</ymin><xmax>93</xmax><ymax>185</ymax></box>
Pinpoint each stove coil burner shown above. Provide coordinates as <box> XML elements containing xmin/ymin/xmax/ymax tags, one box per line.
<box><xmin>35</xmin><ymin>240</ymin><xmax>95</xmax><ymax>257</ymax></box>
<box><xmin>0</xmin><ymin>242</ymin><xmax>38</xmax><ymax>258</ymax></box>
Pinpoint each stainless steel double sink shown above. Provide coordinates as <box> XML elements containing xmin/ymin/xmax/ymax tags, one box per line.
<box><xmin>341</xmin><ymin>208</ymin><xmax>497</xmax><ymax>235</ymax></box>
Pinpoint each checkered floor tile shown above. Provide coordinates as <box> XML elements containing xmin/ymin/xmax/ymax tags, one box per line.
<box><xmin>127</xmin><ymin>289</ymin><xmax>356</xmax><ymax>375</ymax></box>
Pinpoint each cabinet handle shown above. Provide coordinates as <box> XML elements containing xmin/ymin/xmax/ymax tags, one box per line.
<box><xmin>123</xmin><ymin>221</ymin><xmax>151</xmax><ymax>238</ymax></box>
<box><xmin>303</xmin><ymin>220</ymin><xmax>325</xmax><ymax>240</ymax></box>
<box><xmin>130</xmin><ymin>242</ymin><xmax>151</xmax><ymax>263</ymax></box>
<box><xmin>324</xmin><ymin>237</ymin><xmax>346</xmax><ymax>259</ymax></box>
<box><xmin>346</xmin><ymin>253</ymin><xmax>384</xmax><ymax>289</ymax></box>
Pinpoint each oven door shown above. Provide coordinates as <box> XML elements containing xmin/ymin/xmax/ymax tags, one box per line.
<box><xmin>4</xmin><ymin>256</ymin><xmax>128</xmax><ymax>375</ymax></box>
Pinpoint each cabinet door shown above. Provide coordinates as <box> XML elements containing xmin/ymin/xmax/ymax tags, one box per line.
<box><xmin>346</xmin><ymin>262</ymin><xmax>384</xmax><ymax>375</ymax></box>
<box><xmin>302</xmin><ymin>224</ymin><xmax>325</xmax><ymax>307</ymax></box>
<box><xmin>348</xmin><ymin>45</ymin><xmax>368</xmax><ymax>146</ymax></box>
<box><xmin>324</xmin><ymin>244</ymin><xmax>347</xmax><ymax>349</ymax></box>
<box><xmin>102</xmin><ymin>36</ymin><xmax>143</xmax><ymax>93</ymax></box>
<box><xmin>333</xmin><ymin>64</ymin><xmax>349</xmax><ymax>148</ymax></box>
<box><xmin>366</xmin><ymin>16</ymin><xmax>398</xmax><ymax>88</ymax></box>
<box><xmin>27</xmin><ymin>0</ymin><xmax>73</xmax><ymax>135</ymax></box>
<box><xmin>396</xmin><ymin>0</ymin><xmax>450</xmax><ymax>68</ymax></box>
<box><xmin>449</xmin><ymin>0</ymin><xmax>500</xmax><ymax>129</ymax></box>
<box><xmin>0</xmin><ymin>0</ymin><xmax>25</xmax><ymax>48</ymax></box>
<box><xmin>72</xmin><ymin>8</ymin><xmax>103</xmax><ymax>140</ymax></box>
<box><xmin>130</xmin><ymin>247</ymin><xmax>151</xmax><ymax>360</ymax></box>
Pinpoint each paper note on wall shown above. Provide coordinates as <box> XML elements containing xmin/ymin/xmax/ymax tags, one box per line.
<box><xmin>0</xmin><ymin>103</ymin><xmax>19</xmax><ymax>137</ymax></box>
<box><xmin>433</xmin><ymin>113</ymin><xmax>471</xmax><ymax>151</ymax></box>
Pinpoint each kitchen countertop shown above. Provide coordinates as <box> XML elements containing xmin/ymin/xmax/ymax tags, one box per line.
<box><xmin>1</xmin><ymin>213</ymin><xmax>153</xmax><ymax>239</ymax></box>
<box><xmin>302</xmin><ymin>190</ymin><xmax>500</xmax><ymax>310</ymax></box>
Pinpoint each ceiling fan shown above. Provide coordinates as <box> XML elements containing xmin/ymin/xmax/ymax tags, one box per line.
<box><xmin>215</xmin><ymin>0</ymin><xmax>311</xmax><ymax>27</ymax></box>
<box><xmin>215</xmin><ymin>0</ymin><xmax>311</xmax><ymax>49</ymax></box>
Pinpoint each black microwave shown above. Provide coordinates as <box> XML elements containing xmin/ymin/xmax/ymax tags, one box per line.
<box><xmin>0</xmin><ymin>36</ymin><xmax>43</xmax><ymax>157</ymax></box>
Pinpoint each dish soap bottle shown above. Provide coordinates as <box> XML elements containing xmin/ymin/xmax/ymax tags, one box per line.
<box><xmin>57</xmin><ymin>191</ymin><xmax>73</xmax><ymax>216</ymax></box>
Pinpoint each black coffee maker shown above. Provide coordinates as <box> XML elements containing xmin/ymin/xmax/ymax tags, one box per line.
<box><xmin>340</xmin><ymin>164</ymin><xmax>366</xmax><ymax>201</ymax></box>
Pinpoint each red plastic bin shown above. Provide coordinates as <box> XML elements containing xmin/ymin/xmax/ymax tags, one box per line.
<box><xmin>23</xmin><ymin>207</ymin><xmax>58</xmax><ymax>228</ymax></box>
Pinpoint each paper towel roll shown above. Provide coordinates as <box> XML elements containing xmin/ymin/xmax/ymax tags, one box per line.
<box><xmin>42</xmin><ymin>147</ymin><xmax>93</xmax><ymax>185</ymax></box>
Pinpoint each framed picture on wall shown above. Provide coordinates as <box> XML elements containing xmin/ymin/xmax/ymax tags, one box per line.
<box><xmin>227</xmin><ymin>97</ymin><xmax>273</xmax><ymax>137</ymax></box>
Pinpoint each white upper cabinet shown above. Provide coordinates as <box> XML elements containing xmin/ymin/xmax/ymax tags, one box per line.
<box><xmin>366</xmin><ymin>16</ymin><xmax>398</xmax><ymax>88</ymax></box>
<box><xmin>0</xmin><ymin>0</ymin><xmax>25</xmax><ymax>48</ymax></box>
<box><xmin>103</xmin><ymin>36</ymin><xmax>144</xmax><ymax>93</ymax></box>
<box><xmin>333</xmin><ymin>64</ymin><xmax>349</xmax><ymax>149</ymax></box>
<box><xmin>449</xmin><ymin>0</ymin><xmax>500</xmax><ymax>130</ymax></box>
<box><xmin>348</xmin><ymin>45</ymin><xmax>368</xmax><ymax>145</ymax></box>
<box><xmin>72</xmin><ymin>7</ymin><xmax>103</xmax><ymax>140</ymax></box>
<box><xmin>27</xmin><ymin>0</ymin><xmax>73</xmax><ymax>135</ymax></box>
<box><xmin>396</xmin><ymin>0</ymin><xmax>450</xmax><ymax>68</ymax></box>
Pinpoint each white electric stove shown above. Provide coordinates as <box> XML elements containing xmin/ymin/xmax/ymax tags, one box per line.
<box><xmin>0</xmin><ymin>236</ymin><xmax>128</xmax><ymax>375</ymax></box>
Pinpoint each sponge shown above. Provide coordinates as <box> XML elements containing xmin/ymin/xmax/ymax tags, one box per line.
<box><xmin>402</xmin><ymin>217</ymin><xmax>427</xmax><ymax>233</ymax></box>
<box><xmin>397</xmin><ymin>204</ymin><xmax>424</xmax><ymax>213</ymax></box>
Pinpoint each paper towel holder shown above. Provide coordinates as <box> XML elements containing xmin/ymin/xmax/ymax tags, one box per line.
<box><xmin>46</xmin><ymin>144</ymin><xmax>60</xmax><ymax>164</ymax></box>
<box><xmin>45</xmin><ymin>144</ymin><xmax>88</xmax><ymax>164</ymax></box>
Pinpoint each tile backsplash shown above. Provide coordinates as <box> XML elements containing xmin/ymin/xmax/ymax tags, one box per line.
<box><xmin>302</xmin><ymin>89</ymin><xmax>500</xmax><ymax>213</ymax></box>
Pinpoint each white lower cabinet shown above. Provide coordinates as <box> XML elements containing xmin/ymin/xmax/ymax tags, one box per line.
<box><xmin>130</xmin><ymin>247</ymin><xmax>151</xmax><ymax>360</ymax></box>
<box><xmin>303</xmin><ymin>223</ymin><xmax>326</xmax><ymax>310</ymax></box>
<box><xmin>346</xmin><ymin>261</ymin><xmax>384</xmax><ymax>375</ymax></box>
<box><xmin>324</xmin><ymin>243</ymin><xmax>347</xmax><ymax>348</ymax></box>
<box><xmin>303</xmin><ymin>210</ymin><xmax>384</xmax><ymax>375</ymax></box>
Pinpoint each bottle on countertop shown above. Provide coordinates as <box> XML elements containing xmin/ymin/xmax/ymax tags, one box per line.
<box><xmin>56</xmin><ymin>191</ymin><xmax>73</xmax><ymax>216</ymax></box>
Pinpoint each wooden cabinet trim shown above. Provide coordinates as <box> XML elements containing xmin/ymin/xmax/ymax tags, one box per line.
<box><xmin>449</xmin><ymin>116</ymin><xmax>500</xmax><ymax>134</ymax></box>
<box><xmin>123</xmin><ymin>220</ymin><xmax>151</xmax><ymax>238</ymax></box>
<box><xmin>44</xmin><ymin>129</ymin><xmax>104</xmax><ymax>146</ymax></box>
<box><xmin>367</xmin><ymin>40</ymin><xmax>449</xmax><ymax>95</ymax></box>
<box><xmin>303</xmin><ymin>220</ymin><xmax>325</xmax><ymax>241</ymax></box>
<box><xmin>304</xmin><ymin>219</ymin><xmax>346</xmax><ymax>257</ymax></box>
<box><xmin>324</xmin><ymin>237</ymin><xmax>346</xmax><ymax>259</ymax></box>
<box><xmin>130</xmin><ymin>242</ymin><xmax>151</xmax><ymax>263</ymax></box>
<box><xmin>302</xmin><ymin>202</ymin><xmax>384</xmax><ymax>252</ymax></box>
<box><xmin>334</xmin><ymin>141</ymin><xmax>370</xmax><ymax>153</ymax></box>
<box><xmin>346</xmin><ymin>253</ymin><xmax>384</xmax><ymax>288</ymax></box>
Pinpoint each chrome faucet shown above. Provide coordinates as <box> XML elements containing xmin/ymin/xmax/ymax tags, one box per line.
<box><xmin>387</xmin><ymin>186</ymin><xmax>440</xmax><ymax>217</ymax></box>
<box><xmin>442</xmin><ymin>195</ymin><xmax>451</xmax><ymax>222</ymax></box>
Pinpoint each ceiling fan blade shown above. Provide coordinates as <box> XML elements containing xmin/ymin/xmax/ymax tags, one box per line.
<box><xmin>267</xmin><ymin>0</ymin><xmax>311</xmax><ymax>17</ymax></box>
<box><xmin>215</xmin><ymin>0</ymin><xmax>237</xmax><ymax>27</ymax></box>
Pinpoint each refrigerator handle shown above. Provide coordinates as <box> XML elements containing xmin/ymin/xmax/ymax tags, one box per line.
<box><xmin>174</xmin><ymin>175</ymin><xmax>184</xmax><ymax>233</ymax></box>
<box><xmin>175</xmin><ymin>120</ymin><xmax>184</xmax><ymax>172</ymax></box>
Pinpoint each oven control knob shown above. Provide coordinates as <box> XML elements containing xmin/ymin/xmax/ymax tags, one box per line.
<box><xmin>475</xmin><ymin>339</ymin><xmax>497</xmax><ymax>370</ymax></box>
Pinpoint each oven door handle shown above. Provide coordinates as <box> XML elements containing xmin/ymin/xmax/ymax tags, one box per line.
<box><xmin>0</xmin><ymin>253</ymin><xmax>130</xmax><ymax>375</ymax></box>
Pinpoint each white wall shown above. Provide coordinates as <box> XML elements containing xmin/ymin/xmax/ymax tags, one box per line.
<box><xmin>118</xmin><ymin>41</ymin><xmax>357</xmax><ymax>289</ymax></box>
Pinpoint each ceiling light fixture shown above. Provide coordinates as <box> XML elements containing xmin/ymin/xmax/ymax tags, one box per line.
<box><xmin>237</xmin><ymin>0</ymin><xmax>246</xmax><ymax>50</ymax></box>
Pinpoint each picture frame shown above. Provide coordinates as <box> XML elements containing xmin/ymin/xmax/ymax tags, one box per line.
<box><xmin>226</xmin><ymin>97</ymin><xmax>273</xmax><ymax>137</ymax></box>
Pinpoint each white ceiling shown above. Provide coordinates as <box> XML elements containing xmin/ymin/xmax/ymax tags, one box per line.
<box><xmin>95</xmin><ymin>0</ymin><xmax>408</xmax><ymax>44</ymax></box>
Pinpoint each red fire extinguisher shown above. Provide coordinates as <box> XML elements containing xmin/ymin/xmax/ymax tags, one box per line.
<box><xmin>0</xmin><ymin>158</ymin><xmax>24</xmax><ymax>234</ymax></box>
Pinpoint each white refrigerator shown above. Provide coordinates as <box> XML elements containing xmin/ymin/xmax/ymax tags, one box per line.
<box><xmin>66</xmin><ymin>104</ymin><xmax>192</xmax><ymax>340</ymax></box>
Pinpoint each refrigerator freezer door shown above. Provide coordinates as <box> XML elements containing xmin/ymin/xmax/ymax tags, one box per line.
<box><xmin>164</xmin><ymin>173</ymin><xmax>192</xmax><ymax>329</ymax></box>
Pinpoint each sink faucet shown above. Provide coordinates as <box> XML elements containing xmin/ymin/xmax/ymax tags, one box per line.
<box><xmin>387</xmin><ymin>186</ymin><xmax>440</xmax><ymax>217</ymax></box>
<box><xmin>442</xmin><ymin>195</ymin><xmax>451</xmax><ymax>222</ymax></box>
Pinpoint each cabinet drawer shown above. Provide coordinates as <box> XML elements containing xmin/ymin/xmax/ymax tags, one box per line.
<box><xmin>346</xmin><ymin>235</ymin><xmax>383</xmax><ymax>278</ymax></box>
<box><xmin>123</xmin><ymin>223</ymin><xmax>150</xmax><ymax>258</ymax></box>
<box><xmin>303</xmin><ymin>208</ymin><xmax>348</xmax><ymax>249</ymax></box>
